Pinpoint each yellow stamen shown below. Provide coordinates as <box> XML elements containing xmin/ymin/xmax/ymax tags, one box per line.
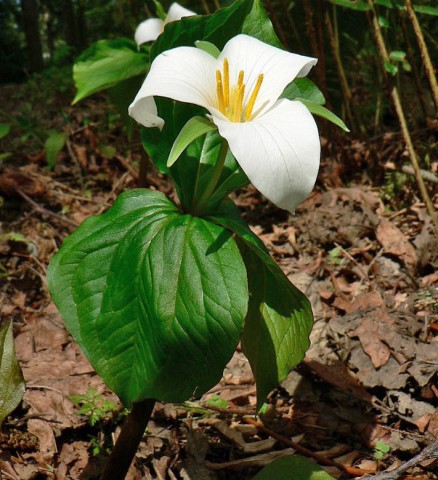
<box><xmin>223</xmin><ymin>58</ymin><xmax>230</xmax><ymax>109</ymax></box>
<box><xmin>245</xmin><ymin>74</ymin><xmax>264</xmax><ymax>121</ymax></box>
<box><xmin>232</xmin><ymin>84</ymin><xmax>245</xmax><ymax>122</ymax></box>
<box><xmin>237</xmin><ymin>70</ymin><xmax>244</xmax><ymax>88</ymax></box>
<box><xmin>216</xmin><ymin>70</ymin><xmax>225</xmax><ymax>114</ymax></box>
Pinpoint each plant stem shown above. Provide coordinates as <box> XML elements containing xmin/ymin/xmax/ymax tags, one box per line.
<box><xmin>190</xmin><ymin>139</ymin><xmax>228</xmax><ymax>216</ymax></box>
<box><xmin>101</xmin><ymin>398</ymin><xmax>156</xmax><ymax>480</ymax></box>
<box><xmin>403</xmin><ymin>0</ymin><xmax>438</xmax><ymax>114</ymax></box>
<box><xmin>367</xmin><ymin>0</ymin><xmax>438</xmax><ymax>236</ymax></box>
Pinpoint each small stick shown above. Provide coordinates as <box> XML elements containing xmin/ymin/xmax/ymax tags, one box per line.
<box><xmin>16</xmin><ymin>189</ymin><xmax>78</xmax><ymax>228</ymax></box>
<box><xmin>366</xmin><ymin>0</ymin><xmax>438</xmax><ymax>236</ymax></box>
<box><xmin>244</xmin><ymin>417</ymin><xmax>374</xmax><ymax>477</ymax></box>
<box><xmin>403</xmin><ymin>0</ymin><xmax>438</xmax><ymax>114</ymax></box>
<box><xmin>363</xmin><ymin>439</ymin><xmax>438</xmax><ymax>480</ymax></box>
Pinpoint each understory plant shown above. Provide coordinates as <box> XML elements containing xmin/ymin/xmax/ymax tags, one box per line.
<box><xmin>47</xmin><ymin>0</ymin><xmax>346</xmax><ymax>478</ymax></box>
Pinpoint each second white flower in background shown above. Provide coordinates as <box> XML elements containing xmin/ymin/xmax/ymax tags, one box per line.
<box><xmin>135</xmin><ymin>3</ymin><xmax>196</xmax><ymax>45</ymax></box>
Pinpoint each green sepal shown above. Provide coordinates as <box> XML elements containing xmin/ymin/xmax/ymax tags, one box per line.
<box><xmin>299</xmin><ymin>99</ymin><xmax>350</xmax><ymax>132</ymax></box>
<box><xmin>0</xmin><ymin>321</ymin><xmax>25</xmax><ymax>428</ymax></box>
<box><xmin>167</xmin><ymin>117</ymin><xmax>216</xmax><ymax>167</ymax></box>
<box><xmin>195</xmin><ymin>40</ymin><xmax>221</xmax><ymax>58</ymax></box>
<box><xmin>153</xmin><ymin>0</ymin><xmax>167</xmax><ymax>21</ymax></box>
<box><xmin>48</xmin><ymin>189</ymin><xmax>248</xmax><ymax>405</ymax></box>
<box><xmin>281</xmin><ymin>78</ymin><xmax>325</xmax><ymax>105</ymax></box>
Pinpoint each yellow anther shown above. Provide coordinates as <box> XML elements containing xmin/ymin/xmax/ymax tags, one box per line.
<box><xmin>223</xmin><ymin>58</ymin><xmax>230</xmax><ymax>108</ymax></box>
<box><xmin>216</xmin><ymin>70</ymin><xmax>225</xmax><ymax>114</ymax></box>
<box><xmin>237</xmin><ymin>70</ymin><xmax>244</xmax><ymax>88</ymax></box>
<box><xmin>232</xmin><ymin>84</ymin><xmax>245</xmax><ymax>122</ymax></box>
<box><xmin>245</xmin><ymin>74</ymin><xmax>264</xmax><ymax>121</ymax></box>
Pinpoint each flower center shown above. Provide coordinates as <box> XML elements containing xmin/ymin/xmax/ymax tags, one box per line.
<box><xmin>216</xmin><ymin>58</ymin><xmax>264</xmax><ymax>122</ymax></box>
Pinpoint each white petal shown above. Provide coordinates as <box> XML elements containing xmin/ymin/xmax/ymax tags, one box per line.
<box><xmin>135</xmin><ymin>18</ymin><xmax>164</xmax><ymax>45</ymax></box>
<box><xmin>129</xmin><ymin>47</ymin><xmax>217</xmax><ymax>128</ymax></box>
<box><xmin>218</xmin><ymin>35</ymin><xmax>317</xmax><ymax>118</ymax></box>
<box><xmin>212</xmin><ymin>99</ymin><xmax>320</xmax><ymax>213</ymax></box>
<box><xmin>165</xmin><ymin>3</ymin><xmax>196</xmax><ymax>23</ymax></box>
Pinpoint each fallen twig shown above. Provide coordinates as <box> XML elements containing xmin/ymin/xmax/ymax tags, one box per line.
<box><xmin>244</xmin><ymin>417</ymin><xmax>374</xmax><ymax>477</ymax></box>
<box><xmin>16</xmin><ymin>189</ymin><xmax>78</xmax><ymax>228</ymax></box>
<box><xmin>363</xmin><ymin>439</ymin><xmax>438</xmax><ymax>480</ymax></box>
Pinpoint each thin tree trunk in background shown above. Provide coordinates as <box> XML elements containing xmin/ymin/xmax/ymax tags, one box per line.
<box><xmin>62</xmin><ymin>0</ymin><xmax>77</xmax><ymax>51</ymax></box>
<box><xmin>76</xmin><ymin>0</ymin><xmax>88</xmax><ymax>50</ymax></box>
<box><xmin>21</xmin><ymin>0</ymin><xmax>44</xmax><ymax>72</ymax></box>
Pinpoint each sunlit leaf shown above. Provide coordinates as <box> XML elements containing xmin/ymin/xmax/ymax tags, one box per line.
<box><xmin>48</xmin><ymin>189</ymin><xmax>248</xmax><ymax>405</ymax></box>
<box><xmin>73</xmin><ymin>39</ymin><xmax>149</xmax><ymax>104</ymax></box>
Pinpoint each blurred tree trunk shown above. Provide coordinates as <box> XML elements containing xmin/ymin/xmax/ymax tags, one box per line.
<box><xmin>62</xmin><ymin>0</ymin><xmax>77</xmax><ymax>50</ymax></box>
<box><xmin>21</xmin><ymin>0</ymin><xmax>44</xmax><ymax>72</ymax></box>
<box><xmin>76</xmin><ymin>0</ymin><xmax>88</xmax><ymax>50</ymax></box>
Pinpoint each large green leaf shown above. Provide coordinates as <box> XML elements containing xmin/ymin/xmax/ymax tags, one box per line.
<box><xmin>207</xmin><ymin>205</ymin><xmax>313</xmax><ymax>409</ymax></box>
<box><xmin>47</xmin><ymin>189</ymin><xmax>248</xmax><ymax>405</ymax></box>
<box><xmin>253</xmin><ymin>456</ymin><xmax>336</xmax><ymax>480</ymax></box>
<box><xmin>239</xmin><ymin>241</ymin><xmax>313</xmax><ymax>408</ymax></box>
<box><xmin>73</xmin><ymin>39</ymin><xmax>149</xmax><ymax>104</ymax></box>
<box><xmin>151</xmin><ymin>0</ymin><xmax>281</xmax><ymax>62</ymax></box>
<box><xmin>0</xmin><ymin>321</ymin><xmax>25</xmax><ymax>428</ymax></box>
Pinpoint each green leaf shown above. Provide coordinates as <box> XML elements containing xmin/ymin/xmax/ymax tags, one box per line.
<box><xmin>389</xmin><ymin>50</ymin><xmax>406</xmax><ymax>62</ymax></box>
<box><xmin>328</xmin><ymin>0</ymin><xmax>370</xmax><ymax>11</ymax></box>
<box><xmin>241</xmin><ymin>0</ymin><xmax>282</xmax><ymax>48</ymax></box>
<box><xmin>253</xmin><ymin>455</ymin><xmax>336</xmax><ymax>480</ymax></box>
<box><xmin>73</xmin><ymin>39</ymin><xmax>149</xmax><ymax>104</ymax></box>
<box><xmin>375</xmin><ymin>0</ymin><xmax>395</xmax><ymax>8</ymax></box>
<box><xmin>195</xmin><ymin>40</ymin><xmax>221</xmax><ymax>58</ymax></box>
<box><xmin>206</xmin><ymin>204</ymin><xmax>312</xmax><ymax>409</ymax></box>
<box><xmin>375</xmin><ymin>441</ymin><xmax>391</xmax><ymax>453</ymax></box>
<box><xmin>413</xmin><ymin>5</ymin><xmax>438</xmax><ymax>16</ymax></box>
<box><xmin>378</xmin><ymin>15</ymin><xmax>390</xmax><ymax>28</ymax></box>
<box><xmin>48</xmin><ymin>189</ymin><xmax>248</xmax><ymax>405</ymax></box>
<box><xmin>0</xmin><ymin>123</ymin><xmax>11</xmax><ymax>139</ymax></box>
<box><xmin>0</xmin><ymin>153</ymin><xmax>11</xmax><ymax>162</ymax></box>
<box><xmin>384</xmin><ymin>60</ymin><xmax>398</xmax><ymax>76</ymax></box>
<box><xmin>206</xmin><ymin>394</ymin><xmax>228</xmax><ymax>409</ymax></box>
<box><xmin>0</xmin><ymin>321</ymin><xmax>25</xmax><ymax>428</ymax></box>
<box><xmin>168</xmin><ymin>117</ymin><xmax>216</xmax><ymax>167</ymax></box>
<box><xmin>151</xmin><ymin>0</ymin><xmax>280</xmax><ymax>62</ymax></box>
<box><xmin>45</xmin><ymin>131</ymin><xmax>67</xmax><ymax>169</ymax></box>
<box><xmin>298</xmin><ymin>99</ymin><xmax>349</xmax><ymax>132</ymax></box>
<box><xmin>281</xmin><ymin>78</ymin><xmax>325</xmax><ymax>105</ymax></box>
<box><xmin>153</xmin><ymin>0</ymin><xmax>167</xmax><ymax>20</ymax></box>
<box><xmin>237</xmin><ymin>240</ymin><xmax>313</xmax><ymax>408</ymax></box>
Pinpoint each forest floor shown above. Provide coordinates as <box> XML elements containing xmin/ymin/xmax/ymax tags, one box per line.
<box><xmin>0</xmin><ymin>79</ymin><xmax>437</xmax><ymax>480</ymax></box>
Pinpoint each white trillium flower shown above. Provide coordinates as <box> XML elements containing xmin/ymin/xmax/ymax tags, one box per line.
<box><xmin>135</xmin><ymin>3</ymin><xmax>196</xmax><ymax>45</ymax></box>
<box><xmin>129</xmin><ymin>34</ymin><xmax>321</xmax><ymax>213</ymax></box>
